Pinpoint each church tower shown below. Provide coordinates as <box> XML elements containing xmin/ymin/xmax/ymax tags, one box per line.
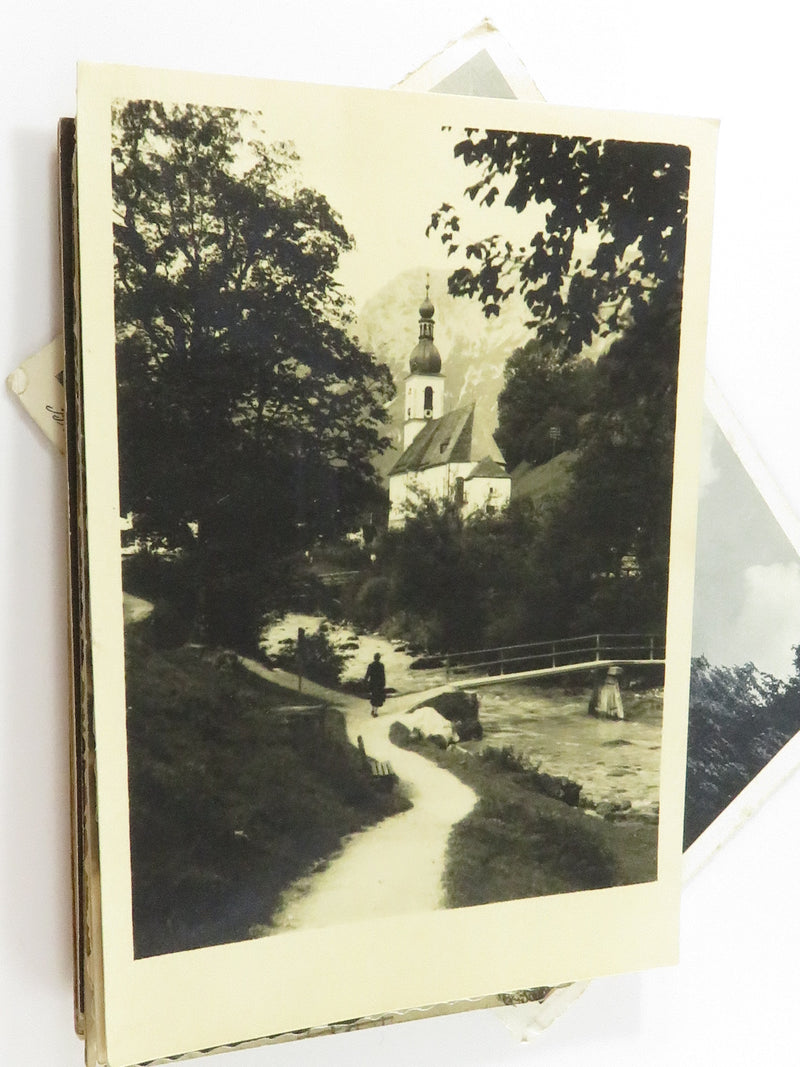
<box><xmin>402</xmin><ymin>280</ymin><xmax>445</xmax><ymax>449</ymax></box>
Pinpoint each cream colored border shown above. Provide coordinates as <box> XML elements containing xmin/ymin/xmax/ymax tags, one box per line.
<box><xmin>76</xmin><ymin>61</ymin><xmax>716</xmax><ymax>1066</ymax></box>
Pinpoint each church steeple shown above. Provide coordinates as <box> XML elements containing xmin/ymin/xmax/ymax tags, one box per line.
<box><xmin>403</xmin><ymin>276</ymin><xmax>445</xmax><ymax>449</ymax></box>
<box><xmin>409</xmin><ymin>276</ymin><xmax>442</xmax><ymax>374</ymax></box>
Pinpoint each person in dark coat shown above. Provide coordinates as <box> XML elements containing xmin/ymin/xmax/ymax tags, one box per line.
<box><xmin>365</xmin><ymin>653</ymin><xmax>386</xmax><ymax>717</ymax></box>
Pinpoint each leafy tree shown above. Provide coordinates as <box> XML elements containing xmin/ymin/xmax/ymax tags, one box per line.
<box><xmin>348</xmin><ymin>495</ymin><xmax>557</xmax><ymax>653</ymax></box>
<box><xmin>494</xmin><ymin>338</ymin><xmax>596</xmax><ymax>469</ymax></box>
<box><xmin>112</xmin><ymin>101</ymin><xmax>394</xmax><ymax>647</ymax></box>
<box><xmin>431</xmin><ymin>127</ymin><xmax>691</xmax><ymax>639</ymax></box>
<box><xmin>429</xmin><ymin>130</ymin><xmax>690</xmax><ymax>358</ymax></box>
<box><xmin>537</xmin><ymin>289</ymin><xmax>683</xmax><ymax>634</ymax></box>
<box><xmin>460</xmin><ymin>497</ymin><xmax>560</xmax><ymax>646</ymax></box>
<box><xmin>379</xmin><ymin>497</ymin><xmax>483</xmax><ymax>651</ymax></box>
<box><xmin>684</xmin><ymin>655</ymin><xmax>800</xmax><ymax>848</ymax></box>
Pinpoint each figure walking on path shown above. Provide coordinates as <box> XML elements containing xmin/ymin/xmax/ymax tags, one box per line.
<box><xmin>365</xmin><ymin>652</ymin><xmax>386</xmax><ymax>717</ymax></box>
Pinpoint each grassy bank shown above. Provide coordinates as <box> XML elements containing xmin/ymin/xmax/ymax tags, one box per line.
<box><xmin>125</xmin><ymin>626</ymin><xmax>409</xmax><ymax>957</ymax></box>
<box><xmin>400</xmin><ymin>741</ymin><xmax>657</xmax><ymax>908</ymax></box>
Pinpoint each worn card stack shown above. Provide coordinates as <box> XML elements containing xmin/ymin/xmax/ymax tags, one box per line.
<box><xmin>61</xmin><ymin>56</ymin><xmax>717</xmax><ymax>1066</ymax></box>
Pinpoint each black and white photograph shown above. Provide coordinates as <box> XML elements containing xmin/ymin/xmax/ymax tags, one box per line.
<box><xmin>684</xmin><ymin>396</ymin><xmax>800</xmax><ymax>857</ymax></box>
<box><xmin>110</xmin><ymin>92</ymin><xmax>691</xmax><ymax>960</ymax></box>
<box><xmin>14</xmin><ymin>7</ymin><xmax>800</xmax><ymax>1067</ymax></box>
<box><xmin>73</xmin><ymin>60</ymin><xmax>713</xmax><ymax>1064</ymax></box>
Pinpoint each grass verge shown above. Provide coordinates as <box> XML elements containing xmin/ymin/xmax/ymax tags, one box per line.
<box><xmin>125</xmin><ymin>626</ymin><xmax>409</xmax><ymax>957</ymax></box>
<box><xmin>400</xmin><ymin>741</ymin><xmax>657</xmax><ymax>908</ymax></box>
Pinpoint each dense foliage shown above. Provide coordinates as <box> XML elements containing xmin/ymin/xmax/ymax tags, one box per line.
<box><xmin>534</xmin><ymin>288</ymin><xmax>682</xmax><ymax>636</ymax></box>
<box><xmin>494</xmin><ymin>338</ymin><xmax>596</xmax><ymax>469</ymax></box>
<box><xmin>113</xmin><ymin>101</ymin><xmax>393</xmax><ymax>648</ymax></box>
<box><xmin>343</xmin><ymin>496</ymin><xmax>554</xmax><ymax>653</ymax></box>
<box><xmin>429</xmin><ymin>130</ymin><xmax>690</xmax><ymax>356</ymax></box>
<box><xmin>684</xmin><ymin>654</ymin><xmax>800</xmax><ymax>848</ymax></box>
<box><xmin>391</xmin><ymin>126</ymin><xmax>693</xmax><ymax>648</ymax></box>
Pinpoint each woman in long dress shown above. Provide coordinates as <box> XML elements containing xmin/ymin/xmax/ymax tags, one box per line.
<box><xmin>365</xmin><ymin>653</ymin><xmax>386</xmax><ymax>717</ymax></box>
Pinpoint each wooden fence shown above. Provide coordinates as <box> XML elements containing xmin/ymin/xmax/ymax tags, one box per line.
<box><xmin>443</xmin><ymin>633</ymin><xmax>666</xmax><ymax>682</ymax></box>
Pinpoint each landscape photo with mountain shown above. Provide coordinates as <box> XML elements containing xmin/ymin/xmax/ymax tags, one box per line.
<box><xmin>109</xmin><ymin>89</ymin><xmax>702</xmax><ymax>958</ymax></box>
<box><xmin>685</xmin><ymin>410</ymin><xmax>800</xmax><ymax>850</ymax></box>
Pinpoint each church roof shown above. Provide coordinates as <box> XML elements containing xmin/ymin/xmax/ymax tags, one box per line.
<box><xmin>465</xmin><ymin>456</ymin><xmax>510</xmax><ymax>480</ymax></box>
<box><xmin>511</xmin><ymin>450</ymin><xmax>578</xmax><ymax>503</ymax></box>
<box><xmin>390</xmin><ymin>404</ymin><xmax>475</xmax><ymax>476</ymax></box>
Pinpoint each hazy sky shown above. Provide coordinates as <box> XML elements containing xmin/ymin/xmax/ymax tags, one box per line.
<box><xmin>241</xmin><ymin>85</ymin><xmax>559</xmax><ymax>315</ymax></box>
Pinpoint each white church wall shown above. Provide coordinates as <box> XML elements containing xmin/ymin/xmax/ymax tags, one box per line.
<box><xmin>389</xmin><ymin>467</ymin><xmax>449</xmax><ymax>525</ymax></box>
<box><xmin>389</xmin><ymin>463</ymin><xmax>502</xmax><ymax>526</ymax></box>
<box><xmin>463</xmin><ymin>476</ymin><xmax>512</xmax><ymax>518</ymax></box>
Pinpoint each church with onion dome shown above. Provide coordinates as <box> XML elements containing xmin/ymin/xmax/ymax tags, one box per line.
<box><xmin>387</xmin><ymin>283</ymin><xmax>511</xmax><ymax>526</ymax></box>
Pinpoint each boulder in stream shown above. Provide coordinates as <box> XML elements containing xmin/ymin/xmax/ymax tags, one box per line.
<box><xmin>413</xmin><ymin>689</ymin><xmax>483</xmax><ymax>741</ymax></box>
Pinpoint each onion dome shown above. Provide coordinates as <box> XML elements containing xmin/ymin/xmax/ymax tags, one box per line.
<box><xmin>409</xmin><ymin>337</ymin><xmax>441</xmax><ymax>374</ymax></box>
<box><xmin>409</xmin><ymin>278</ymin><xmax>442</xmax><ymax>374</ymax></box>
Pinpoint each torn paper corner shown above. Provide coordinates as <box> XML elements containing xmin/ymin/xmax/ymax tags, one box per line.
<box><xmin>394</xmin><ymin>17</ymin><xmax>545</xmax><ymax>102</ymax></box>
<box><xmin>7</xmin><ymin>334</ymin><xmax>67</xmax><ymax>453</ymax></box>
<box><xmin>493</xmin><ymin>982</ymin><xmax>591</xmax><ymax>1041</ymax></box>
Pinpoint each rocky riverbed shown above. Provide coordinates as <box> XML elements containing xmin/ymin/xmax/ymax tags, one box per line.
<box><xmin>461</xmin><ymin>682</ymin><xmax>662</xmax><ymax>819</ymax></box>
<box><xmin>261</xmin><ymin>615</ymin><xmax>663</xmax><ymax>820</ymax></box>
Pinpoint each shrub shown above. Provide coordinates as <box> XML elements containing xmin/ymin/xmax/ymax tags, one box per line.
<box><xmin>380</xmin><ymin>611</ymin><xmax>444</xmax><ymax>654</ymax></box>
<box><xmin>145</xmin><ymin>596</ymin><xmax>194</xmax><ymax>649</ymax></box>
<box><xmin>351</xmin><ymin>575</ymin><xmax>390</xmax><ymax>631</ymax></box>
<box><xmin>271</xmin><ymin>623</ymin><xmax>352</xmax><ymax>687</ymax></box>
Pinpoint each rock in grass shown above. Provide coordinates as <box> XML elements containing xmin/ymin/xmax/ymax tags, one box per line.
<box><xmin>389</xmin><ymin>720</ymin><xmax>412</xmax><ymax>748</ymax></box>
<box><xmin>389</xmin><ymin>706</ymin><xmax>457</xmax><ymax>749</ymax></box>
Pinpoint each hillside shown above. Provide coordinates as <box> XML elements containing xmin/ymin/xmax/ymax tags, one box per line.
<box><xmin>125</xmin><ymin>627</ymin><xmax>410</xmax><ymax>957</ymax></box>
<box><xmin>510</xmin><ymin>450</ymin><xmax>578</xmax><ymax>509</ymax></box>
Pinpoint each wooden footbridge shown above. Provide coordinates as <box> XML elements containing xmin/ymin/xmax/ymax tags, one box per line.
<box><xmin>441</xmin><ymin>633</ymin><xmax>666</xmax><ymax>690</ymax></box>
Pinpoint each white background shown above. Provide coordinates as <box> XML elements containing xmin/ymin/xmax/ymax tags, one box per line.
<box><xmin>2</xmin><ymin>3</ymin><xmax>799</xmax><ymax>1064</ymax></box>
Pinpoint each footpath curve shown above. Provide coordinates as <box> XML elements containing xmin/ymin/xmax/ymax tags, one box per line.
<box><xmin>239</xmin><ymin>657</ymin><xmax>477</xmax><ymax>931</ymax></box>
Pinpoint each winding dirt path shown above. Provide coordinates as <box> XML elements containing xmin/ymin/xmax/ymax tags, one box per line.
<box><xmin>240</xmin><ymin>658</ymin><xmax>477</xmax><ymax>931</ymax></box>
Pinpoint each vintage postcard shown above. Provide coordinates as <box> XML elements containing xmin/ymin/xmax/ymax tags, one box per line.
<box><xmin>683</xmin><ymin>377</ymin><xmax>800</xmax><ymax>877</ymax></box>
<box><xmin>74</xmin><ymin>62</ymin><xmax>715</xmax><ymax>1064</ymax></box>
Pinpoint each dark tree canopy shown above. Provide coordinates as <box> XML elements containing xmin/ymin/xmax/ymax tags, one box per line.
<box><xmin>429</xmin><ymin>130</ymin><xmax>690</xmax><ymax>358</ymax></box>
<box><xmin>685</xmin><ymin>654</ymin><xmax>800</xmax><ymax>848</ymax></box>
<box><xmin>536</xmin><ymin>289</ymin><xmax>683</xmax><ymax>635</ymax></box>
<box><xmin>425</xmin><ymin>125</ymin><xmax>693</xmax><ymax>640</ymax></box>
<box><xmin>494</xmin><ymin>338</ymin><xmax>597</xmax><ymax>469</ymax></box>
<box><xmin>349</xmin><ymin>494</ymin><xmax>552</xmax><ymax>653</ymax></box>
<box><xmin>113</xmin><ymin>101</ymin><xmax>394</xmax><ymax>646</ymax></box>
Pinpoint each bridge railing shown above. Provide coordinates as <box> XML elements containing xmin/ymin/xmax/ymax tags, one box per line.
<box><xmin>442</xmin><ymin>633</ymin><xmax>666</xmax><ymax>681</ymax></box>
